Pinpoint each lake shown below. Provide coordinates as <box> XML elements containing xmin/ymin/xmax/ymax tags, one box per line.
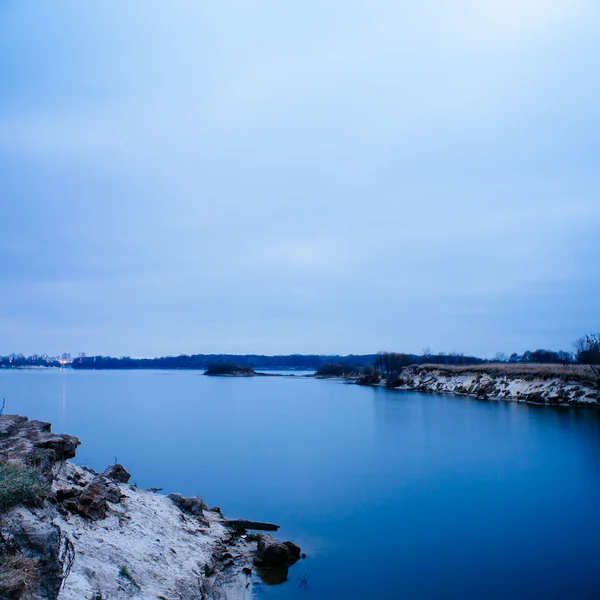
<box><xmin>2</xmin><ymin>368</ymin><xmax>600</xmax><ymax>599</ymax></box>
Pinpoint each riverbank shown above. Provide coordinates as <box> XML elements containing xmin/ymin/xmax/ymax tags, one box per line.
<box><xmin>0</xmin><ymin>415</ymin><xmax>300</xmax><ymax>600</ymax></box>
<box><xmin>364</xmin><ymin>364</ymin><xmax>600</xmax><ymax>406</ymax></box>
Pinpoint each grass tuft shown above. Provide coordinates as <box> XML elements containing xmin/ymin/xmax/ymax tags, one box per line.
<box><xmin>0</xmin><ymin>462</ymin><xmax>47</xmax><ymax>513</ymax></box>
<box><xmin>119</xmin><ymin>566</ymin><xmax>140</xmax><ymax>589</ymax></box>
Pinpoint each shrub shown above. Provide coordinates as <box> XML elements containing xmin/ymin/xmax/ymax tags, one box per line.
<box><xmin>204</xmin><ymin>363</ymin><xmax>255</xmax><ymax>376</ymax></box>
<box><xmin>0</xmin><ymin>463</ymin><xmax>47</xmax><ymax>513</ymax></box>
<box><xmin>315</xmin><ymin>363</ymin><xmax>359</xmax><ymax>377</ymax></box>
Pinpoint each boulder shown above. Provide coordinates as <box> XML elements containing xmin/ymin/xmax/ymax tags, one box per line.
<box><xmin>254</xmin><ymin>534</ymin><xmax>301</xmax><ymax>568</ymax></box>
<box><xmin>103</xmin><ymin>463</ymin><xmax>131</xmax><ymax>483</ymax></box>
<box><xmin>168</xmin><ymin>493</ymin><xmax>207</xmax><ymax>521</ymax></box>
<box><xmin>76</xmin><ymin>476</ymin><xmax>123</xmax><ymax>520</ymax></box>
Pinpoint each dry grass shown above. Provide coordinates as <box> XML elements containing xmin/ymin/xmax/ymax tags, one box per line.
<box><xmin>0</xmin><ymin>462</ymin><xmax>47</xmax><ymax>513</ymax></box>
<box><xmin>417</xmin><ymin>363</ymin><xmax>599</xmax><ymax>383</ymax></box>
<box><xmin>0</xmin><ymin>555</ymin><xmax>40</xmax><ymax>598</ymax></box>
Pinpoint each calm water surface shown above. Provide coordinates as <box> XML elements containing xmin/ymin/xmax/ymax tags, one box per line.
<box><xmin>2</xmin><ymin>369</ymin><xmax>600</xmax><ymax>599</ymax></box>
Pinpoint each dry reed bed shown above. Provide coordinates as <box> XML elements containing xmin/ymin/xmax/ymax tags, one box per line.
<box><xmin>417</xmin><ymin>363</ymin><xmax>598</xmax><ymax>384</ymax></box>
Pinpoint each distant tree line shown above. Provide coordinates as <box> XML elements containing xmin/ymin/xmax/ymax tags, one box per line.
<box><xmin>315</xmin><ymin>363</ymin><xmax>362</xmax><ymax>377</ymax></box>
<box><xmin>0</xmin><ymin>354</ymin><xmax>61</xmax><ymax>368</ymax></box>
<box><xmin>374</xmin><ymin>351</ymin><xmax>485</xmax><ymax>376</ymax></box>
<box><xmin>71</xmin><ymin>353</ymin><xmax>379</xmax><ymax>370</ymax></box>
<box><xmin>5</xmin><ymin>333</ymin><xmax>600</xmax><ymax>375</ymax></box>
<box><xmin>499</xmin><ymin>349</ymin><xmax>575</xmax><ymax>364</ymax></box>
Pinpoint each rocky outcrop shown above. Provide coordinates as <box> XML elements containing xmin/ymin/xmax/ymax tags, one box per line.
<box><xmin>0</xmin><ymin>415</ymin><xmax>80</xmax><ymax>470</ymax></box>
<box><xmin>0</xmin><ymin>415</ymin><xmax>301</xmax><ymax>600</ymax></box>
<box><xmin>75</xmin><ymin>474</ymin><xmax>124</xmax><ymax>520</ymax></box>
<box><xmin>380</xmin><ymin>366</ymin><xmax>600</xmax><ymax>406</ymax></box>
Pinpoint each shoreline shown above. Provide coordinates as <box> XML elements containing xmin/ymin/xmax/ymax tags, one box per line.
<box><xmin>355</xmin><ymin>365</ymin><xmax>600</xmax><ymax>407</ymax></box>
<box><xmin>0</xmin><ymin>415</ymin><xmax>301</xmax><ymax>600</ymax></box>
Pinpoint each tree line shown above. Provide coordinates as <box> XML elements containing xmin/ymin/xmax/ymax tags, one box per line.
<box><xmin>315</xmin><ymin>333</ymin><xmax>600</xmax><ymax>380</ymax></box>
<box><xmin>3</xmin><ymin>333</ymin><xmax>598</xmax><ymax>374</ymax></box>
<box><xmin>70</xmin><ymin>353</ymin><xmax>379</xmax><ymax>370</ymax></box>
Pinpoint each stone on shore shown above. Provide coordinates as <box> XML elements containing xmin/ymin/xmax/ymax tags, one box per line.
<box><xmin>103</xmin><ymin>463</ymin><xmax>131</xmax><ymax>483</ymax></box>
<box><xmin>254</xmin><ymin>534</ymin><xmax>301</xmax><ymax>568</ymax></box>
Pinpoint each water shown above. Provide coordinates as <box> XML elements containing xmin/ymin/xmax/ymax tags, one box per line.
<box><xmin>2</xmin><ymin>368</ymin><xmax>600</xmax><ymax>599</ymax></box>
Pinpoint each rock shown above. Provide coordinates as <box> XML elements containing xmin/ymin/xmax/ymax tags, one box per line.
<box><xmin>223</xmin><ymin>519</ymin><xmax>280</xmax><ymax>532</ymax></box>
<box><xmin>38</xmin><ymin>434</ymin><xmax>79</xmax><ymax>461</ymax></box>
<box><xmin>254</xmin><ymin>534</ymin><xmax>301</xmax><ymax>568</ymax></box>
<box><xmin>2</xmin><ymin>508</ymin><xmax>64</xmax><ymax>599</ymax></box>
<box><xmin>0</xmin><ymin>415</ymin><xmax>80</xmax><ymax>471</ymax></box>
<box><xmin>168</xmin><ymin>493</ymin><xmax>208</xmax><ymax>524</ymax></box>
<box><xmin>103</xmin><ymin>463</ymin><xmax>131</xmax><ymax>483</ymax></box>
<box><xmin>76</xmin><ymin>476</ymin><xmax>123</xmax><ymax>520</ymax></box>
<box><xmin>55</xmin><ymin>487</ymin><xmax>79</xmax><ymax>502</ymax></box>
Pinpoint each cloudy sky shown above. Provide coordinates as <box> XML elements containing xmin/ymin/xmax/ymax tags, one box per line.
<box><xmin>1</xmin><ymin>0</ymin><xmax>599</xmax><ymax>358</ymax></box>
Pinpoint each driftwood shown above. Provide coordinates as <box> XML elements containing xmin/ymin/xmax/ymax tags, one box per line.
<box><xmin>223</xmin><ymin>519</ymin><xmax>280</xmax><ymax>531</ymax></box>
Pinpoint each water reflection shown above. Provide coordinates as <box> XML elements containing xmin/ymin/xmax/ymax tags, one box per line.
<box><xmin>60</xmin><ymin>369</ymin><xmax>68</xmax><ymax>420</ymax></box>
<box><xmin>256</xmin><ymin>567</ymin><xmax>289</xmax><ymax>585</ymax></box>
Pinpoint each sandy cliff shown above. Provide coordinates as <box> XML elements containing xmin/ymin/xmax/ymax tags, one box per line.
<box><xmin>0</xmin><ymin>415</ymin><xmax>299</xmax><ymax>600</ymax></box>
<box><xmin>378</xmin><ymin>365</ymin><xmax>600</xmax><ymax>406</ymax></box>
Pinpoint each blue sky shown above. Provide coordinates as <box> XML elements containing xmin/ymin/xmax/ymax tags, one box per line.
<box><xmin>1</xmin><ymin>1</ymin><xmax>599</xmax><ymax>357</ymax></box>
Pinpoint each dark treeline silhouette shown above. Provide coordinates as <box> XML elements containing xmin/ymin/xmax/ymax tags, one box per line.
<box><xmin>204</xmin><ymin>363</ymin><xmax>256</xmax><ymax>376</ymax></box>
<box><xmin>6</xmin><ymin>333</ymin><xmax>600</xmax><ymax>373</ymax></box>
<box><xmin>315</xmin><ymin>363</ymin><xmax>362</xmax><ymax>377</ymax></box>
<box><xmin>505</xmin><ymin>349</ymin><xmax>574</xmax><ymax>364</ymax></box>
<box><xmin>374</xmin><ymin>352</ymin><xmax>485</xmax><ymax>375</ymax></box>
<box><xmin>71</xmin><ymin>354</ymin><xmax>378</xmax><ymax>370</ymax></box>
<box><xmin>0</xmin><ymin>354</ymin><xmax>61</xmax><ymax>368</ymax></box>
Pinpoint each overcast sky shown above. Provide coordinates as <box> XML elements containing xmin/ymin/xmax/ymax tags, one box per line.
<box><xmin>1</xmin><ymin>1</ymin><xmax>599</xmax><ymax>358</ymax></box>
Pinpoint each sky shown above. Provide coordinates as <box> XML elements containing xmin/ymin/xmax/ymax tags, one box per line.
<box><xmin>1</xmin><ymin>0</ymin><xmax>599</xmax><ymax>358</ymax></box>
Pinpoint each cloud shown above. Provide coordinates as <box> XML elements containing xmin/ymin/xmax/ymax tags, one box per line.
<box><xmin>0</xmin><ymin>1</ymin><xmax>598</xmax><ymax>356</ymax></box>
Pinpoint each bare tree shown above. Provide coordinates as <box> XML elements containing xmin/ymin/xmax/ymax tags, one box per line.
<box><xmin>574</xmin><ymin>333</ymin><xmax>600</xmax><ymax>376</ymax></box>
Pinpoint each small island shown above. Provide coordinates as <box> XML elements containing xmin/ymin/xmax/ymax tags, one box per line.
<box><xmin>204</xmin><ymin>362</ymin><xmax>257</xmax><ymax>376</ymax></box>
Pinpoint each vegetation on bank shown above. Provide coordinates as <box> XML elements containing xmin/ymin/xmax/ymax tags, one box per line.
<box><xmin>575</xmin><ymin>333</ymin><xmax>600</xmax><ymax>376</ymax></box>
<box><xmin>204</xmin><ymin>363</ymin><xmax>256</xmax><ymax>376</ymax></box>
<box><xmin>315</xmin><ymin>363</ymin><xmax>361</xmax><ymax>377</ymax></box>
<box><xmin>70</xmin><ymin>353</ymin><xmax>378</xmax><ymax>370</ymax></box>
<box><xmin>3</xmin><ymin>332</ymin><xmax>599</xmax><ymax>377</ymax></box>
<box><xmin>359</xmin><ymin>333</ymin><xmax>600</xmax><ymax>388</ymax></box>
<box><xmin>415</xmin><ymin>363</ymin><xmax>599</xmax><ymax>383</ymax></box>
<box><xmin>0</xmin><ymin>462</ymin><xmax>47</xmax><ymax>513</ymax></box>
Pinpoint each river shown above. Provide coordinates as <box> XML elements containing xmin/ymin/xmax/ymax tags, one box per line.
<box><xmin>2</xmin><ymin>368</ymin><xmax>600</xmax><ymax>599</ymax></box>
